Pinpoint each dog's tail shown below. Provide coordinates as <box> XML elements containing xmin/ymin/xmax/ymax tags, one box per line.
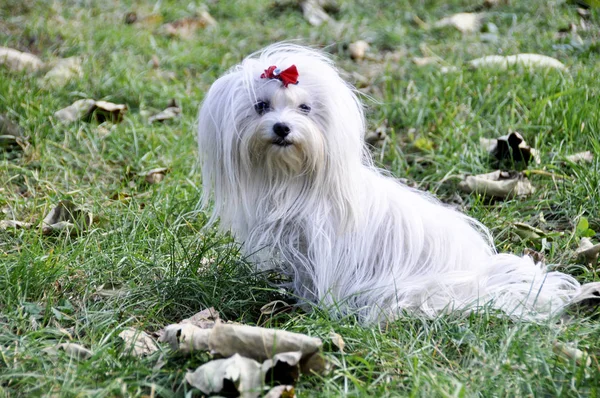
<box><xmin>477</xmin><ymin>253</ymin><xmax>580</xmax><ymax>321</ymax></box>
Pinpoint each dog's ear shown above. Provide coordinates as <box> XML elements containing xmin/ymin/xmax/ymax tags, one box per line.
<box><xmin>197</xmin><ymin>71</ymin><xmax>246</xmax><ymax>221</ymax></box>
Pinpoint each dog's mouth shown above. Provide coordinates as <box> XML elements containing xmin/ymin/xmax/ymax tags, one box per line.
<box><xmin>271</xmin><ymin>138</ymin><xmax>293</xmax><ymax>147</ymax></box>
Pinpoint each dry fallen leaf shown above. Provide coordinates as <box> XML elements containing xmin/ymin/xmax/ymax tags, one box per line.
<box><xmin>41</xmin><ymin>200</ymin><xmax>92</xmax><ymax>235</ymax></box>
<box><xmin>348</xmin><ymin>40</ymin><xmax>369</xmax><ymax>60</ymax></box>
<box><xmin>148</xmin><ymin>99</ymin><xmax>181</xmax><ymax>123</ymax></box>
<box><xmin>0</xmin><ymin>114</ymin><xmax>29</xmax><ymax>155</ymax></box>
<box><xmin>433</xmin><ymin>12</ymin><xmax>484</xmax><ymax>33</ymax></box>
<box><xmin>553</xmin><ymin>341</ymin><xmax>591</xmax><ymax>367</ymax></box>
<box><xmin>181</xmin><ymin>307</ymin><xmax>220</xmax><ymax>329</ymax></box>
<box><xmin>411</xmin><ymin>56</ymin><xmax>438</xmax><ymax>66</ymax></box>
<box><xmin>575</xmin><ymin>237</ymin><xmax>600</xmax><ymax>264</ymax></box>
<box><xmin>159</xmin><ymin>323</ymin><xmax>211</xmax><ymax>354</ymax></box>
<box><xmin>43</xmin><ymin>57</ymin><xmax>83</xmax><ymax>88</ymax></box>
<box><xmin>54</xmin><ymin>99</ymin><xmax>127</xmax><ymax>124</ymax></box>
<box><xmin>262</xmin><ymin>351</ymin><xmax>302</xmax><ymax>385</ymax></box>
<box><xmin>0</xmin><ymin>47</ymin><xmax>45</xmax><ymax>72</ymax></box>
<box><xmin>209</xmin><ymin>321</ymin><xmax>323</xmax><ymax>363</ymax></box>
<box><xmin>0</xmin><ymin>220</ymin><xmax>33</xmax><ymax>230</ymax></box>
<box><xmin>144</xmin><ymin>167</ymin><xmax>169</xmax><ymax>184</ymax></box>
<box><xmin>329</xmin><ymin>331</ymin><xmax>345</xmax><ymax>353</ymax></box>
<box><xmin>260</xmin><ymin>300</ymin><xmax>292</xmax><ymax>316</ymax></box>
<box><xmin>265</xmin><ymin>385</ymin><xmax>296</xmax><ymax>398</ymax></box>
<box><xmin>94</xmin><ymin>283</ymin><xmax>129</xmax><ymax>299</ymax></box>
<box><xmin>54</xmin><ymin>99</ymin><xmax>97</xmax><ymax>123</ymax></box>
<box><xmin>162</xmin><ymin>12</ymin><xmax>216</xmax><ymax>39</ymax></box>
<box><xmin>459</xmin><ymin>170</ymin><xmax>535</xmax><ymax>199</ymax></box>
<box><xmin>481</xmin><ymin>132</ymin><xmax>539</xmax><ymax>165</ymax></box>
<box><xmin>566</xmin><ymin>151</ymin><xmax>593</xmax><ymax>163</ymax></box>
<box><xmin>43</xmin><ymin>343</ymin><xmax>93</xmax><ymax>360</ymax></box>
<box><xmin>186</xmin><ymin>354</ymin><xmax>264</xmax><ymax>398</ymax></box>
<box><xmin>566</xmin><ymin>282</ymin><xmax>600</xmax><ymax>315</ymax></box>
<box><xmin>119</xmin><ymin>328</ymin><xmax>160</xmax><ymax>357</ymax></box>
<box><xmin>300</xmin><ymin>0</ymin><xmax>332</xmax><ymax>26</ymax></box>
<box><xmin>469</xmin><ymin>54</ymin><xmax>567</xmax><ymax>70</ymax></box>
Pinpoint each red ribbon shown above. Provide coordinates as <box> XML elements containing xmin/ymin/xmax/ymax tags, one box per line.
<box><xmin>260</xmin><ymin>65</ymin><xmax>299</xmax><ymax>87</ymax></box>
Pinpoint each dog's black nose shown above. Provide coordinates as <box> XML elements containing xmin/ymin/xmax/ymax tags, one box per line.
<box><xmin>273</xmin><ymin>123</ymin><xmax>290</xmax><ymax>138</ymax></box>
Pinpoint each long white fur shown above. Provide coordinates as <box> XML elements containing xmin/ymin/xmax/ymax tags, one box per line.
<box><xmin>197</xmin><ymin>43</ymin><xmax>580</xmax><ymax>324</ymax></box>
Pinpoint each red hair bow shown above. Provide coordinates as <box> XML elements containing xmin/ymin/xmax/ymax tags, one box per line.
<box><xmin>260</xmin><ymin>65</ymin><xmax>299</xmax><ymax>87</ymax></box>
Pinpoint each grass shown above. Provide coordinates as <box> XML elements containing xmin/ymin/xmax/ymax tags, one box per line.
<box><xmin>1</xmin><ymin>0</ymin><xmax>599</xmax><ymax>396</ymax></box>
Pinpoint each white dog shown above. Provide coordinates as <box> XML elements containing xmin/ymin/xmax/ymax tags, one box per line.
<box><xmin>197</xmin><ymin>43</ymin><xmax>580</xmax><ymax>323</ymax></box>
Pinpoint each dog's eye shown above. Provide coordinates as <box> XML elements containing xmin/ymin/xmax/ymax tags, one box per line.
<box><xmin>254</xmin><ymin>100</ymin><xmax>270</xmax><ymax>115</ymax></box>
<box><xmin>298</xmin><ymin>104</ymin><xmax>311</xmax><ymax>114</ymax></box>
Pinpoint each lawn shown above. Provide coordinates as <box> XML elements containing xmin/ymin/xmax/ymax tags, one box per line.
<box><xmin>1</xmin><ymin>0</ymin><xmax>599</xmax><ymax>396</ymax></box>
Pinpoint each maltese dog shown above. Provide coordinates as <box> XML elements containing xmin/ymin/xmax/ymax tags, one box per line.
<box><xmin>197</xmin><ymin>43</ymin><xmax>580</xmax><ymax>323</ymax></box>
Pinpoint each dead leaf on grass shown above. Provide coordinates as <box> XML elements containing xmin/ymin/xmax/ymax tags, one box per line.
<box><xmin>181</xmin><ymin>307</ymin><xmax>220</xmax><ymax>329</ymax></box>
<box><xmin>553</xmin><ymin>341</ymin><xmax>591</xmax><ymax>367</ymax></box>
<box><xmin>459</xmin><ymin>170</ymin><xmax>535</xmax><ymax>199</ymax></box>
<box><xmin>329</xmin><ymin>331</ymin><xmax>345</xmax><ymax>353</ymax></box>
<box><xmin>566</xmin><ymin>151</ymin><xmax>593</xmax><ymax>163</ymax></box>
<box><xmin>260</xmin><ymin>300</ymin><xmax>292</xmax><ymax>316</ymax></box>
<box><xmin>265</xmin><ymin>385</ymin><xmax>296</xmax><ymax>398</ymax></box>
<box><xmin>43</xmin><ymin>57</ymin><xmax>83</xmax><ymax>88</ymax></box>
<box><xmin>412</xmin><ymin>56</ymin><xmax>438</xmax><ymax>66</ymax></box>
<box><xmin>54</xmin><ymin>99</ymin><xmax>127</xmax><ymax>124</ymax></box>
<box><xmin>0</xmin><ymin>114</ymin><xmax>29</xmax><ymax>154</ymax></box>
<box><xmin>263</xmin><ymin>351</ymin><xmax>302</xmax><ymax>385</ymax></box>
<box><xmin>209</xmin><ymin>321</ymin><xmax>323</xmax><ymax>363</ymax></box>
<box><xmin>148</xmin><ymin>99</ymin><xmax>181</xmax><ymax>123</ymax></box>
<box><xmin>162</xmin><ymin>12</ymin><xmax>216</xmax><ymax>39</ymax></box>
<box><xmin>575</xmin><ymin>237</ymin><xmax>600</xmax><ymax>264</ymax></box>
<box><xmin>119</xmin><ymin>328</ymin><xmax>160</xmax><ymax>357</ymax></box>
<box><xmin>43</xmin><ymin>343</ymin><xmax>92</xmax><ymax>360</ymax></box>
<box><xmin>481</xmin><ymin>132</ymin><xmax>539</xmax><ymax>165</ymax></box>
<box><xmin>348</xmin><ymin>40</ymin><xmax>369</xmax><ymax>60</ymax></box>
<box><xmin>159</xmin><ymin>323</ymin><xmax>212</xmax><ymax>353</ymax></box>
<box><xmin>566</xmin><ymin>282</ymin><xmax>600</xmax><ymax>315</ymax></box>
<box><xmin>186</xmin><ymin>353</ymin><xmax>264</xmax><ymax>398</ymax></box>
<box><xmin>300</xmin><ymin>0</ymin><xmax>332</xmax><ymax>26</ymax></box>
<box><xmin>144</xmin><ymin>167</ymin><xmax>169</xmax><ymax>184</ymax></box>
<box><xmin>469</xmin><ymin>54</ymin><xmax>567</xmax><ymax>70</ymax></box>
<box><xmin>0</xmin><ymin>220</ymin><xmax>33</xmax><ymax>230</ymax></box>
<box><xmin>0</xmin><ymin>47</ymin><xmax>45</xmax><ymax>72</ymax></box>
<box><xmin>41</xmin><ymin>200</ymin><xmax>92</xmax><ymax>235</ymax></box>
<box><xmin>94</xmin><ymin>283</ymin><xmax>129</xmax><ymax>299</ymax></box>
<box><xmin>433</xmin><ymin>12</ymin><xmax>485</xmax><ymax>33</ymax></box>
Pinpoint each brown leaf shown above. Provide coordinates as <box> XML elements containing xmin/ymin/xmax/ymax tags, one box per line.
<box><xmin>54</xmin><ymin>99</ymin><xmax>127</xmax><ymax>124</ymax></box>
<box><xmin>144</xmin><ymin>167</ymin><xmax>169</xmax><ymax>184</ymax></box>
<box><xmin>159</xmin><ymin>323</ymin><xmax>211</xmax><ymax>353</ymax></box>
<box><xmin>260</xmin><ymin>300</ymin><xmax>292</xmax><ymax>316</ymax></box>
<box><xmin>575</xmin><ymin>237</ymin><xmax>600</xmax><ymax>264</ymax></box>
<box><xmin>265</xmin><ymin>385</ymin><xmax>296</xmax><ymax>398</ymax></box>
<box><xmin>0</xmin><ymin>47</ymin><xmax>45</xmax><ymax>72</ymax></box>
<box><xmin>208</xmin><ymin>321</ymin><xmax>323</xmax><ymax>363</ymax></box>
<box><xmin>181</xmin><ymin>307</ymin><xmax>220</xmax><ymax>329</ymax></box>
<box><xmin>566</xmin><ymin>282</ymin><xmax>600</xmax><ymax>315</ymax></box>
<box><xmin>148</xmin><ymin>99</ymin><xmax>181</xmax><ymax>123</ymax></box>
<box><xmin>433</xmin><ymin>13</ymin><xmax>484</xmax><ymax>33</ymax></box>
<box><xmin>469</xmin><ymin>54</ymin><xmax>567</xmax><ymax>70</ymax></box>
<box><xmin>54</xmin><ymin>99</ymin><xmax>97</xmax><ymax>123</ymax></box>
<box><xmin>300</xmin><ymin>0</ymin><xmax>332</xmax><ymax>26</ymax></box>
<box><xmin>93</xmin><ymin>101</ymin><xmax>127</xmax><ymax>123</ymax></box>
<box><xmin>185</xmin><ymin>354</ymin><xmax>264</xmax><ymax>398</ymax></box>
<box><xmin>162</xmin><ymin>12</ymin><xmax>216</xmax><ymax>39</ymax></box>
<box><xmin>553</xmin><ymin>341</ymin><xmax>591</xmax><ymax>367</ymax></box>
<box><xmin>411</xmin><ymin>56</ymin><xmax>438</xmax><ymax>66</ymax></box>
<box><xmin>41</xmin><ymin>200</ymin><xmax>92</xmax><ymax>235</ymax></box>
<box><xmin>481</xmin><ymin>132</ymin><xmax>539</xmax><ymax>165</ymax></box>
<box><xmin>43</xmin><ymin>57</ymin><xmax>82</xmax><ymax>88</ymax></box>
<box><xmin>262</xmin><ymin>351</ymin><xmax>302</xmax><ymax>385</ymax></box>
<box><xmin>348</xmin><ymin>40</ymin><xmax>369</xmax><ymax>60</ymax></box>
<box><xmin>329</xmin><ymin>331</ymin><xmax>345</xmax><ymax>353</ymax></box>
<box><xmin>458</xmin><ymin>170</ymin><xmax>535</xmax><ymax>199</ymax></box>
<box><xmin>566</xmin><ymin>151</ymin><xmax>593</xmax><ymax>163</ymax></box>
<box><xmin>0</xmin><ymin>220</ymin><xmax>33</xmax><ymax>230</ymax></box>
<box><xmin>43</xmin><ymin>343</ymin><xmax>92</xmax><ymax>360</ymax></box>
<box><xmin>119</xmin><ymin>328</ymin><xmax>160</xmax><ymax>357</ymax></box>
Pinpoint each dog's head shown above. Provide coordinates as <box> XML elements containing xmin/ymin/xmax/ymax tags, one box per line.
<box><xmin>198</xmin><ymin>44</ymin><xmax>366</xmax><ymax>180</ymax></box>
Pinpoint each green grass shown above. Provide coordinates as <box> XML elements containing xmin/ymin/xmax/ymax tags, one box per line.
<box><xmin>1</xmin><ymin>0</ymin><xmax>600</xmax><ymax>396</ymax></box>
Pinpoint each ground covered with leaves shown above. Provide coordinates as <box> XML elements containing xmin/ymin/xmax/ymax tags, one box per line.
<box><xmin>1</xmin><ymin>0</ymin><xmax>600</xmax><ymax>396</ymax></box>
